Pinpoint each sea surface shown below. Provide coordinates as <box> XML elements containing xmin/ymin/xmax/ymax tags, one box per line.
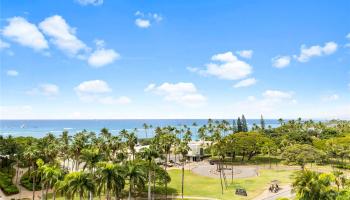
<box><xmin>0</xmin><ymin>119</ymin><xmax>280</xmax><ymax>138</ymax></box>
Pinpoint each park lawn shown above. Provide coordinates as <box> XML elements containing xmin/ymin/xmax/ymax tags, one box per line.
<box><xmin>166</xmin><ymin>169</ymin><xmax>295</xmax><ymax>200</ymax></box>
<box><xmin>53</xmin><ymin>168</ymin><xmax>296</xmax><ymax>200</ymax></box>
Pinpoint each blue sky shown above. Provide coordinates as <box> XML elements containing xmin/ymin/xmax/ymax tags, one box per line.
<box><xmin>0</xmin><ymin>0</ymin><xmax>350</xmax><ymax>119</ymax></box>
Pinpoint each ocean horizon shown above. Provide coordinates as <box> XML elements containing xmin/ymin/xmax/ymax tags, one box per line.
<box><xmin>0</xmin><ymin>119</ymin><xmax>281</xmax><ymax>138</ymax></box>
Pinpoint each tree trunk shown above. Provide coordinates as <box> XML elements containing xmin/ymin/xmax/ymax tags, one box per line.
<box><xmin>89</xmin><ymin>191</ymin><xmax>93</xmax><ymax>200</ymax></box>
<box><xmin>148</xmin><ymin>167</ymin><xmax>151</xmax><ymax>200</ymax></box>
<box><xmin>165</xmin><ymin>153</ymin><xmax>168</xmax><ymax>200</ymax></box>
<box><xmin>107</xmin><ymin>188</ymin><xmax>110</xmax><ymax>200</ymax></box>
<box><xmin>231</xmin><ymin>154</ymin><xmax>234</xmax><ymax>183</ymax></box>
<box><xmin>128</xmin><ymin>179</ymin><xmax>132</xmax><ymax>200</ymax></box>
<box><xmin>115</xmin><ymin>188</ymin><xmax>119</xmax><ymax>200</ymax></box>
<box><xmin>181</xmin><ymin>161</ymin><xmax>185</xmax><ymax>200</ymax></box>
<box><xmin>32</xmin><ymin>162</ymin><xmax>36</xmax><ymax>200</ymax></box>
<box><xmin>152</xmin><ymin>171</ymin><xmax>156</xmax><ymax>200</ymax></box>
<box><xmin>53</xmin><ymin>190</ymin><xmax>56</xmax><ymax>200</ymax></box>
<box><xmin>45</xmin><ymin>183</ymin><xmax>49</xmax><ymax>200</ymax></box>
<box><xmin>219</xmin><ymin>162</ymin><xmax>224</xmax><ymax>194</ymax></box>
<box><xmin>41</xmin><ymin>183</ymin><xmax>44</xmax><ymax>200</ymax></box>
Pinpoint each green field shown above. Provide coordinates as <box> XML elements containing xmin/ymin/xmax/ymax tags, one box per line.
<box><xmin>165</xmin><ymin>169</ymin><xmax>295</xmax><ymax>200</ymax></box>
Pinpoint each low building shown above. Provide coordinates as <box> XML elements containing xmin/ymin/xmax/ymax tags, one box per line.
<box><xmin>187</xmin><ymin>140</ymin><xmax>211</xmax><ymax>162</ymax></box>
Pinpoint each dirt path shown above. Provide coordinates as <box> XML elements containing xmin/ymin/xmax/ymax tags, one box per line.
<box><xmin>0</xmin><ymin>166</ymin><xmax>44</xmax><ymax>200</ymax></box>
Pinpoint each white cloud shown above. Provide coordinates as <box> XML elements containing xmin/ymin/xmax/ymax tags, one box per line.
<box><xmin>197</xmin><ymin>51</ymin><xmax>252</xmax><ymax>80</ymax></box>
<box><xmin>6</xmin><ymin>70</ymin><xmax>19</xmax><ymax>76</ymax></box>
<box><xmin>0</xmin><ymin>39</ymin><xmax>10</xmax><ymax>49</ymax></box>
<box><xmin>262</xmin><ymin>90</ymin><xmax>294</xmax><ymax>99</ymax></box>
<box><xmin>27</xmin><ymin>84</ymin><xmax>59</xmax><ymax>97</ymax></box>
<box><xmin>135</xmin><ymin>19</ymin><xmax>151</xmax><ymax>28</ymax></box>
<box><xmin>322</xmin><ymin>94</ymin><xmax>339</xmax><ymax>102</ymax></box>
<box><xmin>74</xmin><ymin>80</ymin><xmax>130</xmax><ymax>105</ymax></box>
<box><xmin>236</xmin><ymin>50</ymin><xmax>253</xmax><ymax>59</ymax></box>
<box><xmin>134</xmin><ymin>11</ymin><xmax>162</xmax><ymax>28</ymax></box>
<box><xmin>272</xmin><ymin>56</ymin><xmax>291</xmax><ymax>68</ymax></box>
<box><xmin>145</xmin><ymin>82</ymin><xmax>206</xmax><ymax>107</ymax></box>
<box><xmin>144</xmin><ymin>83</ymin><xmax>156</xmax><ymax>92</ymax></box>
<box><xmin>99</xmin><ymin>96</ymin><xmax>131</xmax><ymax>105</ymax></box>
<box><xmin>39</xmin><ymin>15</ymin><xmax>88</xmax><ymax>56</ymax></box>
<box><xmin>231</xmin><ymin>90</ymin><xmax>297</xmax><ymax>118</ymax></box>
<box><xmin>233</xmin><ymin>78</ymin><xmax>257</xmax><ymax>88</ymax></box>
<box><xmin>88</xmin><ymin>48</ymin><xmax>119</xmax><ymax>67</ymax></box>
<box><xmin>295</xmin><ymin>41</ymin><xmax>338</xmax><ymax>62</ymax></box>
<box><xmin>76</xmin><ymin>0</ymin><xmax>103</xmax><ymax>6</ymax></box>
<box><xmin>74</xmin><ymin>80</ymin><xmax>111</xmax><ymax>94</ymax></box>
<box><xmin>2</xmin><ymin>17</ymin><xmax>48</xmax><ymax>50</ymax></box>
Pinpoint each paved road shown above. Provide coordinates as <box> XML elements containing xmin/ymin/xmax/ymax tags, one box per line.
<box><xmin>253</xmin><ymin>185</ymin><xmax>295</xmax><ymax>200</ymax></box>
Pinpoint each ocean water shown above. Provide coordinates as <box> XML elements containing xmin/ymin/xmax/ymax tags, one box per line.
<box><xmin>0</xmin><ymin>119</ymin><xmax>280</xmax><ymax>138</ymax></box>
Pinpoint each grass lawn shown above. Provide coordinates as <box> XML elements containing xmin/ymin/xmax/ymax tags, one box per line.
<box><xmin>47</xmin><ymin>167</ymin><xmax>298</xmax><ymax>200</ymax></box>
<box><xmin>166</xmin><ymin>169</ymin><xmax>295</xmax><ymax>200</ymax></box>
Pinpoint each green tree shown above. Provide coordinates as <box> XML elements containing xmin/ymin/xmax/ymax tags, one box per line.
<box><xmin>125</xmin><ymin>161</ymin><xmax>146</xmax><ymax>200</ymax></box>
<box><xmin>282</xmin><ymin>144</ymin><xmax>323</xmax><ymax>170</ymax></box>
<box><xmin>63</xmin><ymin>171</ymin><xmax>95</xmax><ymax>200</ymax></box>
<box><xmin>292</xmin><ymin>170</ymin><xmax>337</xmax><ymax>200</ymax></box>
<box><xmin>260</xmin><ymin>114</ymin><xmax>265</xmax><ymax>130</ymax></box>
<box><xmin>237</xmin><ymin>117</ymin><xmax>243</xmax><ymax>132</ymax></box>
<box><xmin>96</xmin><ymin>162</ymin><xmax>123</xmax><ymax>200</ymax></box>
<box><xmin>140</xmin><ymin>147</ymin><xmax>160</xmax><ymax>200</ymax></box>
<box><xmin>242</xmin><ymin>115</ymin><xmax>248</xmax><ymax>132</ymax></box>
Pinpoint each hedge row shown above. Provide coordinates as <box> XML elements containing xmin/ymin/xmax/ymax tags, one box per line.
<box><xmin>20</xmin><ymin>171</ymin><xmax>42</xmax><ymax>191</ymax></box>
<box><xmin>0</xmin><ymin>171</ymin><xmax>19</xmax><ymax>195</ymax></box>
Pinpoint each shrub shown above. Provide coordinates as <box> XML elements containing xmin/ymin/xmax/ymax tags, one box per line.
<box><xmin>334</xmin><ymin>164</ymin><xmax>350</xmax><ymax>170</ymax></box>
<box><xmin>20</xmin><ymin>171</ymin><xmax>41</xmax><ymax>191</ymax></box>
<box><xmin>0</xmin><ymin>171</ymin><xmax>19</xmax><ymax>195</ymax></box>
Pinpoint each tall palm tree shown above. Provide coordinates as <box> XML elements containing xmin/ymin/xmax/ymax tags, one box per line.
<box><xmin>80</xmin><ymin>148</ymin><xmax>103</xmax><ymax>200</ymax></box>
<box><xmin>42</xmin><ymin>165</ymin><xmax>64</xmax><ymax>200</ymax></box>
<box><xmin>23</xmin><ymin>145</ymin><xmax>39</xmax><ymax>200</ymax></box>
<box><xmin>177</xmin><ymin>142</ymin><xmax>190</xmax><ymax>200</ymax></box>
<box><xmin>125</xmin><ymin>161</ymin><xmax>146</xmax><ymax>200</ymax></box>
<box><xmin>96</xmin><ymin>162</ymin><xmax>125</xmax><ymax>200</ymax></box>
<box><xmin>143</xmin><ymin>123</ymin><xmax>149</xmax><ymax>139</ymax></box>
<box><xmin>140</xmin><ymin>147</ymin><xmax>159</xmax><ymax>200</ymax></box>
<box><xmin>64</xmin><ymin>171</ymin><xmax>95</xmax><ymax>200</ymax></box>
<box><xmin>59</xmin><ymin>130</ymin><xmax>71</xmax><ymax>168</ymax></box>
<box><xmin>120</xmin><ymin>129</ymin><xmax>138</xmax><ymax>160</ymax></box>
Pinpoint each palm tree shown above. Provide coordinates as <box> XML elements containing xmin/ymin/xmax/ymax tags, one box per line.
<box><xmin>42</xmin><ymin>165</ymin><xmax>64</xmax><ymax>200</ymax></box>
<box><xmin>278</xmin><ymin>118</ymin><xmax>284</xmax><ymax>126</ymax></box>
<box><xmin>80</xmin><ymin>148</ymin><xmax>103</xmax><ymax>172</ymax></box>
<box><xmin>80</xmin><ymin>148</ymin><xmax>103</xmax><ymax>200</ymax></box>
<box><xmin>125</xmin><ymin>161</ymin><xmax>146</xmax><ymax>200</ymax></box>
<box><xmin>59</xmin><ymin>130</ymin><xmax>71</xmax><ymax>168</ymax></box>
<box><xmin>177</xmin><ymin>142</ymin><xmax>190</xmax><ymax>200</ymax></box>
<box><xmin>143</xmin><ymin>123</ymin><xmax>149</xmax><ymax>139</ymax></box>
<box><xmin>292</xmin><ymin>170</ymin><xmax>337</xmax><ymax>200</ymax></box>
<box><xmin>140</xmin><ymin>147</ymin><xmax>159</xmax><ymax>200</ymax></box>
<box><xmin>96</xmin><ymin>162</ymin><xmax>120</xmax><ymax>200</ymax></box>
<box><xmin>120</xmin><ymin>129</ymin><xmax>138</xmax><ymax>160</ymax></box>
<box><xmin>64</xmin><ymin>171</ymin><xmax>95</xmax><ymax>200</ymax></box>
<box><xmin>71</xmin><ymin>132</ymin><xmax>89</xmax><ymax>171</ymax></box>
<box><xmin>23</xmin><ymin>145</ymin><xmax>39</xmax><ymax>200</ymax></box>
